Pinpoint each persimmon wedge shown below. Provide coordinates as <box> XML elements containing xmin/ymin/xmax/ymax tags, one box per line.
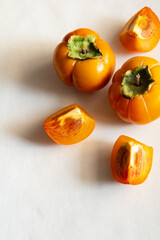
<box><xmin>43</xmin><ymin>104</ymin><xmax>95</xmax><ymax>145</ymax></box>
<box><xmin>111</xmin><ymin>135</ymin><xmax>153</xmax><ymax>185</ymax></box>
<box><xmin>120</xmin><ymin>7</ymin><xmax>160</xmax><ymax>52</ymax></box>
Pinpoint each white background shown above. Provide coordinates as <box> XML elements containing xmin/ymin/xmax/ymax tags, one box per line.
<box><xmin>1</xmin><ymin>0</ymin><xmax>160</xmax><ymax>239</ymax></box>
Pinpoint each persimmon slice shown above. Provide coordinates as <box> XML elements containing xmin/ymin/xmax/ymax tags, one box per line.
<box><xmin>43</xmin><ymin>104</ymin><xmax>95</xmax><ymax>145</ymax></box>
<box><xmin>119</xmin><ymin>7</ymin><xmax>160</xmax><ymax>52</ymax></box>
<box><xmin>111</xmin><ymin>135</ymin><xmax>153</xmax><ymax>185</ymax></box>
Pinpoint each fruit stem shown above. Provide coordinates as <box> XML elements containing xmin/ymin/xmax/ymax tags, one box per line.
<box><xmin>81</xmin><ymin>47</ymin><xmax>87</xmax><ymax>54</ymax></box>
<box><xmin>136</xmin><ymin>74</ymin><xmax>141</xmax><ymax>86</ymax></box>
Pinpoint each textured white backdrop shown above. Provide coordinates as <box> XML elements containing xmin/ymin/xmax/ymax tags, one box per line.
<box><xmin>0</xmin><ymin>0</ymin><xmax>160</xmax><ymax>239</ymax></box>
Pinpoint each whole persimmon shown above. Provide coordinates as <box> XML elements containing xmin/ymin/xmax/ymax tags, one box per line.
<box><xmin>108</xmin><ymin>56</ymin><xmax>160</xmax><ymax>124</ymax></box>
<box><xmin>111</xmin><ymin>135</ymin><xmax>153</xmax><ymax>185</ymax></box>
<box><xmin>119</xmin><ymin>7</ymin><xmax>160</xmax><ymax>52</ymax></box>
<box><xmin>53</xmin><ymin>28</ymin><xmax>115</xmax><ymax>92</ymax></box>
<box><xmin>43</xmin><ymin>104</ymin><xmax>95</xmax><ymax>145</ymax></box>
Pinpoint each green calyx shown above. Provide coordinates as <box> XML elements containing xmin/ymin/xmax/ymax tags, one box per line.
<box><xmin>121</xmin><ymin>65</ymin><xmax>155</xmax><ymax>99</ymax></box>
<box><xmin>67</xmin><ymin>35</ymin><xmax>102</xmax><ymax>60</ymax></box>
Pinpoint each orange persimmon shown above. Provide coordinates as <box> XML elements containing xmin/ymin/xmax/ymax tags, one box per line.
<box><xmin>111</xmin><ymin>135</ymin><xmax>153</xmax><ymax>185</ymax></box>
<box><xmin>108</xmin><ymin>56</ymin><xmax>160</xmax><ymax>124</ymax></box>
<box><xmin>119</xmin><ymin>7</ymin><xmax>160</xmax><ymax>52</ymax></box>
<box><xmin>53</xmin><ymin>28</ymin><xmax>115</xmax><ymax>92</ymax></box>
<box><xmin>43</xmin><ymin>104</ymin><xmax>95</xmax><ymax>145</ymax></box>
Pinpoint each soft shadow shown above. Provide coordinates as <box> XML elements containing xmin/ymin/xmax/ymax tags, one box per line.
<box><xmin>79</xmin><ymin>141</ymin><xmax>115</xmax><ymax>183</ymax></box>
<box><xmin>21</xmin><ymin>55</ymin><xmax>91</xmax><ymax>100</ymax></box>
<box><xmin>86</xmin><ymin>86</ymin><xmax>127</xmax><ymax>125</ymax></box>
<box><xmin>2</xmin><ymin>41</ymin><xmax>128</xmax><ymax>127</ymax></box>
<box><xmin>0</xmin><ymin>42</ymin><xmax>87</xmax><ymax>97</ymax></box>
<box><xmin>23</xmin><ymin>59</ymin><xmax>58</xmax><ymax>93</ymax></box>
<box><xmin>21</xmin><ymin>53</ymin><xmax>127</xmax><ymax>125</ymax></box>
<box><xmin>7</xmin><ymin>117</ymin><xmax>55</xmax><ymax>145</ymax></box>
<box><xmin>23</xmin><ymin>120</ymin><xmax>55</xmax><ymax>145</ymax></box>
<box><xmin>20</xmin><ymin>56</ymin><xmax>125</xmax><ymax>125</ymax></box>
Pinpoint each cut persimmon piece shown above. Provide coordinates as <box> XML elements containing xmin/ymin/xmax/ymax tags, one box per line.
<box><xmin>120</xmin><ymin>7</ymin><xmax>160</xmax><ymax>52</ymax></box>
<box><xmin>43</xmin><ymin>104</ymin><xmax>95</xmax><ymax>145</ymax></box>
<box><xmin>111</xmin><ymin>135</ymin><xmax>153</xmax><ymax>185</ymax></box>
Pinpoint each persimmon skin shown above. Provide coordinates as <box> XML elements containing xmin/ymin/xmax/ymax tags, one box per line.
<box><xmin>111</xmin><ymin>135</ymin><xmax>153</xmax><ymax>185</ymax></box>
<box><xmin>53</xmin><ymin>28</ymin><xmax>115</xmax><ymax>92</ymax></box>
<box><xmin>119</xmin><ymin>7</ymin><xmax>160</xmax><ymax>52</ymax></box>
<box><xmin>43</xmin><ymin>104</ymin><xmax>95</xmax><ymax>145</ymax></box>
<box><xmin>108</xmin><ymin>56</ymin><xmax>160</xmax><ymax>124</ymax></box>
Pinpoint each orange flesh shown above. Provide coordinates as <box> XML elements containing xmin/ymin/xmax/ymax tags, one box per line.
<box><xmin>116</xmin><ymin>144</ymin><xmax>130</xmax><ymax>180</ymax></box>
<box><xmin>128</xmin><ymin>14</ymin><xmax>154</xmax><ymax>39</ymax></box>
<box><xmin>111</xmin><ymin>135</ymin><xmax>153</xmax><ymax>185</ymax></box>
<box><xmin>43</xmin><ymin>104</ymin><xmax>95</xmax><ymax>145</ymax></box>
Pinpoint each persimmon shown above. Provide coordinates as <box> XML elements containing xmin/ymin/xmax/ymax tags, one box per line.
<box><xmin>108</xmin><ymin>56</ymin><xmax>160</xmax><ymax>124</ymax></box>
<box><xmin>53</xmin><ymin>28</ymin><xmax>115</xmax><ymax>92</ymax></box>
<box><xmin>43</xmin><ymin>104</ymin><xmax>95</xmax><ymax>145</ymax></box>
<box><xmin>111</xmin><ymin>135</ymin><xmax>153</xmax><ymax>185</ymax></box>
<box><xmin>119</xmin><ymin>7</ymin><xmax>160</xmax><ymax>52</ymax></box>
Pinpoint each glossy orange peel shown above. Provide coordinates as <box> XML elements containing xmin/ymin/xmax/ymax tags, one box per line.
<box><xmin>108</xmin><ymin>56</ymin><xmax>160</xmax><ymax>124</ymax></box>
<box><xmin>111</xmin><ymin>135</ymin><xmax>153</xmax><ymax>185</ymax></box>
<box><xmin>53</xmin><ymin>28</ymin><xmax>115</xmax><ymax>92</ymax></box>
<box><xmin>119</xmin><ymin>7</ymin><xmax>160</xmax><ymax>52</ymax></box>
<box><xmin>43</xmin><ymin>104</ymin><xmax>95</xmax><ymax>145</ymax></box>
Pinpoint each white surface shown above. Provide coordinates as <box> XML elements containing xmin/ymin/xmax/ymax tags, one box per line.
<box><xmin>1</xmin><ymin>0</ymin><xmax>160</xmax><ymax>239</ymax></box>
